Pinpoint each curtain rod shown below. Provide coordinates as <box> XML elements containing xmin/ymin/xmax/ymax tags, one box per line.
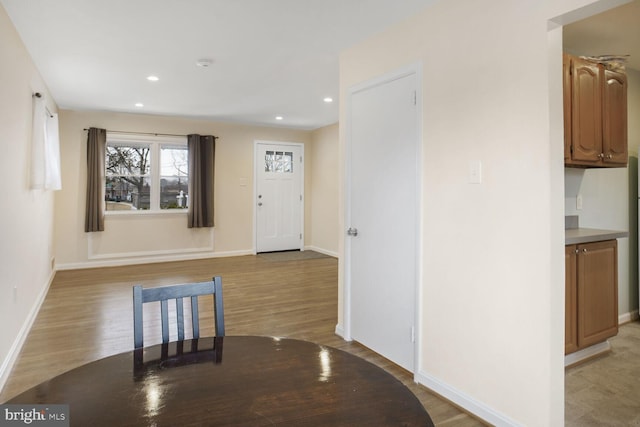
<box><xmin>32</xmin><ymin>92</ymin><xmax>54</xmax><ymax>118</ymax></box>
<box><xmin>82</xmin><ymin>128</ymin><xmax>218</xmax><ymax>140</ymax></box>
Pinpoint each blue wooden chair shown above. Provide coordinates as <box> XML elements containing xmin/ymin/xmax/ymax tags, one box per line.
<box><xmin>133</xmin><ymin>277</ymin><xmax>225</xmax><ymax>349</ymax></box>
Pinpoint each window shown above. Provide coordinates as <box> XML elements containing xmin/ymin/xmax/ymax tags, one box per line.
<box><xmin>264</xmin><ymin>150</ymin><xmax>293</xmax><ymax>173</ymax></box>
<box><xmin>105</xmin><ymin>134</ymin><xmax>188</xmax><ymax>212</ymax></box>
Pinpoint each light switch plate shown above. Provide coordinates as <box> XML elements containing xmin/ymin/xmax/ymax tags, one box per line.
<box><xmin>576</xmin><ymin>194</ymin><xmax>583</xmax><ymax>210</ymax></box>
<box><xmin>469</xmin><ymin>160</ymin><xmax>482</xmax><ymax>184</ymax></box>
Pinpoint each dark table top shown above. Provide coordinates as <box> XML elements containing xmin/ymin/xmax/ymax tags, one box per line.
<box><xmin>7</xmin><ymin>336</ymin><xmax>434</xmax><ymax>426</ymax></box>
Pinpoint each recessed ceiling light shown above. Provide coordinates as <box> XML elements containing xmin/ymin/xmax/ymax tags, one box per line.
<box><xmin>275</xmin><ymin>116</ymin><xmax>283</xmax><ymax>121</ymax></box>
<box><xmin>147</xmin><ymin>75</ymin><xmax>159</xmax><ymax>82</ymax></box>
<box><xmin>196</xmin><ymin>58</ymin><xmax>214</xmax><ymax>68</ymax></box>
<box><xmin>135</xmin><ymin>103</ymin><xmax>144</xmax><ymax>108</ymax></box>
<box><xmin>323</xmin><ymin>97</ymin><xmax>333</xmax><ymax>103</ymax></box>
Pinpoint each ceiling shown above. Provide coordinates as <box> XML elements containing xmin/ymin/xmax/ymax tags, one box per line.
<box><xmin>3</xmin><ymin>1</ymin><xmax>637</xmax><ymax>131</ymax></box>
<box><xmin>563</xmin><ymin>0</ymin><xmax>640</xmax><ymax>71</ymax></box>
<box><xmin>1</xmin><ymin>0</ymin><xmax>439</xmax><ymax>130</ymax></box>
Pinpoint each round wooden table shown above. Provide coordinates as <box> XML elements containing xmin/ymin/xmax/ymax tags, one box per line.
<box><xmin>7</xmin><ymin>336</ymin><xmax>434</xmax><ymax>426</ymax></box>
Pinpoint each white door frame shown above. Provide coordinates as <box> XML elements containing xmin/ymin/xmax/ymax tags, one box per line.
<box><xmin>253</xmin><ymin>140</ymin><xmax>305</xmax><ymax>254</ymax></box>
<box><xmin>343</xmin><ymin>63</ymin><xmax>423</xmax><ymax>375</ymax></box>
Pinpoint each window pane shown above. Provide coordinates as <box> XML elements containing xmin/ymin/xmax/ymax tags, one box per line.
<box><xmin>264</xmin><ymin>150</ymin><xmax>293</xmax><ymax>173</ymax></box>
<box><xmin>265</xmin><ymin>151</ymin><xmax>275</xmax><ymax>172</ymax></box>
<box><xmin>105</xmin><ymin>176</ymin><xmax>151</xmax><ymax>210</ymax></box>
<box><xmin>282</xmin><ymin>151</ymin><xmax>292</xmax><ymax>173</ymax></box>
<box><xmin>106</xmin><ymin>145</ymin><xmax>151</xmax><ymax>176</ymax></box>
<box><xmin>160</xmin><ymin>146</ymin><xmax>189</xmax><ymax>209</ymax></box>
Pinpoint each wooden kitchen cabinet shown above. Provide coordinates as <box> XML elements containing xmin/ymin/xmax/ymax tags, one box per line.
<box><xmin>563</xmin><ymin>53</ymin><xmax>627</xmax><ymax>167</ymax></box>
<box><xmin>565</xmin><ymin>240</ymin><xmax>618</xmax><ymax>355</ymax></box>
<box><xmin>565</xmin><ymin>246</ymin><xmax>578</xmax><ymax>354</ymax></box>
<box><xmin>602</xmin><ymin>69</ymin><xmax>627</xmax><ymax>165</ymax></box>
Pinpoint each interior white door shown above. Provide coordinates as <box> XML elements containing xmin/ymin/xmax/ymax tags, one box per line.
<box><xmin>256</xmin><ymin>142</ymin><xmax>303</xmax><ymax>253</ymax></box>
<box><xmin>348</xmin><ymin>71</ymin><xmax>418</xmax><ymax>372</ymax></box>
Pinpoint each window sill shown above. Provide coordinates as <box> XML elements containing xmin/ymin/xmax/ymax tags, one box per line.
<box><xmin>105</xmin><ymin>209</ymin><xmax>188</xmax><ymax>218</ymax></box>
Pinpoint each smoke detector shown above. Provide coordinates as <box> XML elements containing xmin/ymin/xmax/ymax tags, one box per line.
<box><xmin>196</xmin><ymin>58</ymin><xmax>214</xmax><ymax>68</ymax></box>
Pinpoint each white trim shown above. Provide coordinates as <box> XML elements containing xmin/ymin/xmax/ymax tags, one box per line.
<box><xmin>619</xmin><ymin>310</ymin><xmax>639</xmax><ymax>325</ymax></box>
<box><xmin>88</xmin><ymin>227</ymin><xmax>214</xmax><ymax>260</ymax></box>
<box><xmin>89</xmin><ymin>246</ymin><xmax>213</xmax><ymax>261</ymax></box>
<box><xmin>253</xmin><ymin>140</ymin><xmax>305</xmax><ymax>254</ymax></box>
<box><xmin>413</xmin><ymin>62</ymin><xmax>424</xmax><ymax>380</ymax></box>
<box><xmin>105</xmin><ymin>209</ymin><xmax>188</xmax><ymax>217</ymax></box>
<box><xmin>57</xmin><ymin>249</ymin><xmax>253</xmax><ymax>271</ymax></box>
<box><xmin>304</xmin><ymin>245</ymin><xmax>338</xmax><ymax>258</ymax></box>
<box><xmin>343</xmin><ymin>62</ymin><xmax>423</xmax><ymax>369</ymax></box>
<box><xmin>105</xmin><ymin>132</ymin><xmax>188</xmax><ymax>214</ymax></box>
<box><xmin>0</xmin><ymin>269</ymin><xmax>55</xmax><ymax>393</ymax></box>
<box><xmin>335</xmin><ymin>324</ymin><xmax>345</xmax><ymax>338</ymax></box>
<box><xmin>416</xmin><ymin>370</ymin><xmax>523</xmax><ymax>427</ymax></box>
<box><xmin>564</xmin><ymin>341</ymin><xmax>611</xmax><ymax>368</ymax></box>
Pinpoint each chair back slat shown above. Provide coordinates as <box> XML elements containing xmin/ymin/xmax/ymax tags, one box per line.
<box><xmin>213</xmin><ymin>277</ymin><xmax>225</xmax><ymax>337</ymax></box>
<box><xmin>176</xmin><ymin>297</ymin><xmax>185</xmax><ymax>341</ymax></box>
<box><xmin>160</xmin><ymin>300</ymin><xmax>170</xmax><ymax>344</ymax></box>
<box><xmin>133</xmin><ymin>286</ymin><xmax>144</xmax><ymax>349</ymax></box>
<box><xmin>132</xmin><ymin>277</ymin><xmax>224</xmax><ymax>349</ymax></box>
<box><xmin>191</xmin><ymin>295</ymin><xmax>200</xmax><ymax>339</ymax></box>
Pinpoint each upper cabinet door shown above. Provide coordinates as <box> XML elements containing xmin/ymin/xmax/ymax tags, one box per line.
<box><xmin>602</xmin><ymin>69</ymin><xmax>627</xmax><ymax>165</ymax></box>
<box><xmin>571</xmin><ymin>57</ymin><xmax>603</xmax><ymax>164</ymax></box>
<box><xmin>563</xmin><ymin>53</ymin><xmax>628</xmax><ymax>168</ymax></box>
<box><xmin>563</xmin><ymin>54</ymin><xmax>572</xmax><ymax>163</ymax></box>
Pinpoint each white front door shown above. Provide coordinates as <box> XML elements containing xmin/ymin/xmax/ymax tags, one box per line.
<box><xmin>347</xmin><ymin>69</ymin><xmax>419</xmax><ymax>372</ymax></box>
<box><xmin>255</xmin><ymin>141</ymin><xmax>304</xmax><ymax>253</ymax></box>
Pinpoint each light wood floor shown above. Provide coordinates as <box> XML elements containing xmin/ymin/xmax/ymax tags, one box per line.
<box><xmin>0</xmin><ymin>253</ymin><xmax>485</xmax><ymax>426</ymax></box>
<box><xmin>4</xmin><ymin>253</ymin><xmax>640</xmax><ymax>425</ymax></box>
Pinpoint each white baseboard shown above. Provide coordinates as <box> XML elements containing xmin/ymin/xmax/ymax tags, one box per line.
<box><xmin>304</xmin><ymin>245</ymin><xmax>338</xmax><ymax>258</ymax></box>
<box><xmin>564</xmin><ymin>341</ymin><xmax>610</xmax><ymax>367</ymax></box>
<box><xmin>415</xmin><ymin>371</ymin><xmax>521</xmax><ymax>427</ymax></box>
<box><xmin>619</xmin><ymin>310</ymin><xmax>639</xmax><ymax>325</ymax></box>
<box><xmin>56</xmin><ymin>249</ymin><xmax>254</xmax><ymax>271</ymax></box>
<box><xmin>58</xmin><ymin>246</ymin><xmax>336</xmax><ymax>271</ymax></box>
<box><xmin>335</xmin><ymin>324</ymin><xmax>345</xmax><ymax>338</ymax></box>
<box><xmin>0</xmin><ymin>268</ymin><xmax>56</xmax><ymax>394</ymax></box>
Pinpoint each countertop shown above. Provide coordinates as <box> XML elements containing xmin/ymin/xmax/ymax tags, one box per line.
<box><xmin>565</xmin><ymin>228</ymin><xmax>629</xmax><ymax>245</ymax></box>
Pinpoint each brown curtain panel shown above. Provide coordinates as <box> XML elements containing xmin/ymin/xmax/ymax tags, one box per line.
<box><xmin>85</xmin><ymin>127</ymin><xmax>106</xmax><ymax>232</ymax></box>
<box><xmin>188</xmin><ymin>134</ymin><xmax>216</xmax><ymax>228</ymax></box>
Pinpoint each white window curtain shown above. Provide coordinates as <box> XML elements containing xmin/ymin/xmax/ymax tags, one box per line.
<box><xmin>31</xmin><ymin>95</ymin><xmax>61</xmax><ymax>190</ymax></box>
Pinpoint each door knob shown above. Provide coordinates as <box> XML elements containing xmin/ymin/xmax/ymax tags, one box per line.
<box><xmin>347</xmin><ymin>227</ymin><xmax>358</xmax><ymax>237</ymax></box>
<box><xmin>258</xmin><ymin>202</ymin><xmax>263</xmax><ymax>206</ymax></box>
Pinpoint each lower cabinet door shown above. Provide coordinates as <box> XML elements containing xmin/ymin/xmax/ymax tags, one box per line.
<box><xmin>577</xmin><ymin>240</ymin><xmax>618</xmax><ymax>348</ymax></box>
<box><xmin>565</xmin><ymin>245</ymin><xmax>578</xmax><ymax>354</ymax></box>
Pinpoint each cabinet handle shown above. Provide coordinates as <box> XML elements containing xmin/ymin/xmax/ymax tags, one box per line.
<box><xmin>575</xmin><ymin>249</ymin><xmax>579</xmax><ymax>254</ymax></box>
<box><xmin>582</xmin><ymin>248</ymin><xmax>587</xmax><ymax>253</ymax></box>
<box><xmin>607</xmin><ymin>153</ymin><xmax>613</xmax><ymax>159</ymax></box>
<box><xmin>598</xmin><ymin>153</ymin><xmax>605</xmax><ymax>159</ymax></box>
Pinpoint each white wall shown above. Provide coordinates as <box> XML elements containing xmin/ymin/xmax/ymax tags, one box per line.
<box><xmin>309</xmin><ymin>124</ymin><xmax>339</xmax><ymax>256</ymax></box>
<box><xmin>564</xmin><ymin>67</ymin><xmax>640</xmax><ymax>320</ymax></box>
<box><xmin>337</xmin><ymin>0</ymin><xmax>624</xmax><ymax>425</ymax></box>
<box><xmin>0</xmin><ymin>18</ymin><xmax>341</xmax><ymax>392</ymax></box>
<box><xmin>56</xmin><ymin>110</ymin><xmax>331</xmax><ymax>268</ymax></box>
<box><xmin>0</xmin><ymin>4</ymin><xmax>57</xmax><ymax>390</ymax></box>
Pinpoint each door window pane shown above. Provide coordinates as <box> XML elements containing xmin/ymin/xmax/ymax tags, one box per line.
<box><xmin>265</xmin><ymin>151</ymin><xmax>293</xmax><ymax>173</ymax></box>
